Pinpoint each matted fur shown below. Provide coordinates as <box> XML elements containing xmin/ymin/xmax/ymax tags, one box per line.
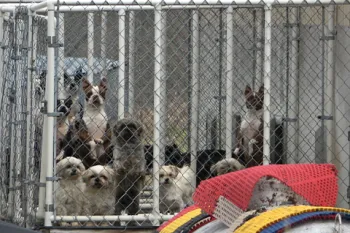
<box><xmin>111</xmin><ymin>118</ymin><xmax>146</xmax><ymax>221</ymax></box>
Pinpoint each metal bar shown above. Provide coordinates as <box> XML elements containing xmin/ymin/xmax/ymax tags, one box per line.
<box><xmin>190</xmin><ymin>9</ymin><xmax>199</xmax><ymax>186</ymax></box>
<box><xmin>325</xmin><ymin>5</ymin><xmax>335</xmax><ymax>163</ymax></box>
<box><xmin>8</xmin><ymin>8</ymin><xmax>17</xmax><ymax>220</ymax></box>
<box><xmin>225</xmin><ymin>6</ymin><xmax>234</xmax><ymax>159</ymax></box>
<box><xmin>118</xmin><ymin>9</ymin><xmax>126</xmax><ymax>119</ymax></box>
<box><xmin>57</xmin><ymin>13</ymin><xmax>65</xmax><ymax>99</ymax></box>
<box><xmin>252</xmin><ymin>9</ymin><xmax>257</xmax><ymax>89</ymax></box>
<box><xmin>127</xmin><ymin>11</ymin><xmax>135</xmax><ymax>114</ymax></box>
<box><xmin>44</xmin><ymin>2</ymin><xmax>56</xmax><ymax>226</ymax></box>
<box><xmin>37</xmin><ymin>11</ymin><xmax>46</xmax><ymax>221</ymax></box>
<box><xmin>32</xmin><ymin>5</ymin><xmax>267</xmax><ymax>12</ymax></box>
<box><xmin>284</xmin><ymin>7</ymin><xmax>290</xmax><ymax>163</ymax></box>
<box><xmin>51</xmin><ymin>214</ymin><xmax>174</xmax><ymax>222</ymax></box>
<box><xmin>152</xmin><ymin>3</ymin><xmax>165</xmax><ymax>224</ymax></box>
<box><xmin>218</xmin><ymin>8</ymin><xmax>223</xmax><ymax>149</ymax></box>
<box><xmin>25</xmin><ymin>9</ymin><xmax>34</xmax><ymax>227</ymax></box>
<box><xmin>288</xmin><ymin>7</ymin><xmax>300</xmax><ymax>163</ymax></box>
<box><xmin>100</xmin><ymin>11</ymin><xmax>107</xmax><ymax>78</ymax></box>
<box><xmin>263</xmin><ymin>4</ymin><xmax>272</xmax><ymax>165</ymax></box>
<box><xmin>87</xmin><ymin>12</ymin><xmax>94</xmax><ymax>83</ymax></box>
<box><xmin>28</xmin><ymin>0</ymin><xmax>350</xmax><ymax>9</ymax></box>
<box><xmin>320</xmin><ymin>6</ymin><xmax>326</xmax><ymax>163</ymax></box>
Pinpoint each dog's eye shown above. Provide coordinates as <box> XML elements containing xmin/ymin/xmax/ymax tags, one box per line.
<box><xmin>101</xmin><ymin>175</ymin><xmax>107</xmax><ymax>180</ymax></box>
<box><xmin>86</xmin><ymin>92</ymin><xmax>92</xmax><ymax>98</ymax></box>
<box><xmin>159</xmin><ymin>174</ymin><xmax>164</xmax><ymax>178</ymax></box>
<box><xmin>90</xmin><ymin>175</ymin><xmax>95</xmax><ymax>179</ymax></box>
<box><xmin>67</xmin><ymin>165</ymin><xmax>71</xmax><ymax>168</ymax></box>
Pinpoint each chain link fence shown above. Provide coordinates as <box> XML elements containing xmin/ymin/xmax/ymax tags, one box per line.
<box><xmin>0</xmin><ymin>1</ymin><xmax>349</xmax><ymax>229</ymax></box>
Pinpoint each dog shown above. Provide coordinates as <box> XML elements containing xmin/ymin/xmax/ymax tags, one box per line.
<box><xmin>159</xmin><ymin>165</ymin><xmax>195</xmax><ymax>214</ymax></box>
<box><xmin>82</xmin><ymin>165</ymin><xmax>116</xmax><ymax>226</ymax></box>
<box><xmin>62</xmin><ymin>68</ymin><xmax>86</xmax><ymax>119</ymax></box>
<box><xmin>58</xmin><ymin>118</ymin><xmax>106</xmax><ymax>168</ymax></box>
<box><xmin>210</xmin><ymin>158</ymin><xmax>245</xmax><ymax>176</ymax></box>
<box><xmin>235</xmin><ymin>85</ymin><xmax>264</xmax><ymax>167</ymax></box>
<box><xmin>56</xmin><ymin>97</ymin><xmax>74</xmax><ymax>155</ymax></box>
<box><xmin>111</xmin><ymin>118</ymin><xmax>146</xmax><ymax>223</ymax></box>
<box><xmin>144</xmin><ymin>143</ymin><xmax>184</xmax><ymax>173</ymax></box>
<box><xmin>55</xmin><ymin>157</ymin><xmax>86</xmax><ymax>226</ymax></box>
<box><xmin>82</xmin><ymin>78</ymin><xmax>108</xmax><ymax>141</ymax></box>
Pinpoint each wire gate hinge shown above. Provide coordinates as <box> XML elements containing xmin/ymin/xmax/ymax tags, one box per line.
<box><xmin>40</xmin><ymin>100</ymin><xmax>64</xmax><ymax>117</ymax></box>
<box><xmin>47</xmin><ymin>36</ymin><xmax>63</xmax><ymax>48</ymax></box>
<box><xmin>317</xmin><ymin>115</ymin><xmax>333</xmax><ymax>120</ymax></box>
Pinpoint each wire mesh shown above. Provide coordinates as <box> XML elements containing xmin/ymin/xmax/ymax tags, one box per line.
<box><xmin>0</xmin><ymin>2</ymin><xmax>350</xmax><ymax>230</ymax></box>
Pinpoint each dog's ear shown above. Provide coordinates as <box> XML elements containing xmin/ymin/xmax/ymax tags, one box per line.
<box><xmin>170</xmin><ymin>165</ymin><xmax>180</xmax><ymax>177</ymax></box>
<box><xmin>82</xmin><ymin>78</ymin><xmax>92</xmax><ymax>92</ymax></box>
<box><xmin>78</xmin><ymin>161</ymin><xmax>86</xmax><ymax>172</ymax></box>
<box><xmin>82</xmin><ymin>170</ymin><xmax>89</xmax><ymax>183</ymax></box>
<box><xmin>137</xmin><ymin>123</ymin><xmax>144</xmax><ymax>138</ymax></box>
<box><xmin>104</xmin><ymin>166</ymin><xmax>115</xmax><ymax>178</ymax></box>
<box><xmin>258</xmin><ymin>85</ymin><xmax>264</xmax><ymax>98</ymax></box>
<box><xmin>74</xmin><ymin>68</ymin><xmax>86</xmax><ymax>81</ymax></box>
<box><xmin>244</xmin><ymin>85</ymin><xmax>253</xmax><ymax>99</ymax></box>
<box><xmin>210</xmin><ymin>164</ymin><xmax>217</xmax><ymax>177</ymax></box>
<box><xmin>63</xmin><ymin>72</ymin><xmax>69</xmax><ymax>85</ymax></box>
<box><xmin>99</xmin><ymin>77</ymin><xmax>107</xmax><ymax>98</ymax></box>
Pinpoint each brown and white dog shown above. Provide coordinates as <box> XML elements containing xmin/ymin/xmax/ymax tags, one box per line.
<box><xmin>235</xmin><ymin>85</ymin><xmax>264</xmax><ymax>167</ymax></box>
<box><xmin>82</xmin><ymin>78</ymin><xmax>108</xmax><ymax>141</ymax></box>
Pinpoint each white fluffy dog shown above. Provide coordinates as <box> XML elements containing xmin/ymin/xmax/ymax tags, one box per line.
<box><xmin>55</xmin><ymin>157</ymin><xmax>86</xmax><ymax>226</ymax></box>
<box><xmin>82</xmin><ymin>165</ymin><xmax>116</xmax><ymax>225</ymax></box>
<box><xmin>159</xmin><ymin>165</ymin><xmax>195</xmax><ymax>214</ymax></box>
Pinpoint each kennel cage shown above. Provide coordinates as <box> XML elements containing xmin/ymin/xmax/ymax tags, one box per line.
<box><xmin>0</xmin><ymin>0</ymin><xmax>349</xmax><ymax>229</ymax></box>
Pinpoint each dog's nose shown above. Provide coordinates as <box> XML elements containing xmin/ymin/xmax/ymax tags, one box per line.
<box><xmin>71</xmin><ymin>168</ymin><xmax>77</xmax><ymax>175</ymax></box>
<box><xmin>95</xmin><ymin>177</ymin><xmax>100</xmax><ymax>183</ymax></box>
<box><xmin>58</xmin><ymin>106</ymin><xmax>68</xmax><ymax>114</ymax></box>
<box><xmin>164</xmin><ymin>178</ymin><xmax>169</xmax><ymax>183</ymax></box>
<box><xmin>70</xmin><ymin>83</ymin><xmax>76</xmax><ymax>89</ymax></box>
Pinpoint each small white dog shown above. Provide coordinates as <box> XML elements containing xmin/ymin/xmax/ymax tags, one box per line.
<box><xmin>82</xmin><ymin>165</ymin><xmax>115</xmax><ymax>225</ymax></box>
<box><xmin>210</xmin><ymin>158</ymin><xmax>245</xmax><ymax>176</ymax></box>
<box><xmin>159</xmin><ymin>165</ymin><xmax>195</xmax><ymax>214</ymax></box>
<box><xmin>55</xmin><ymin>157</ymin><xmax>86</xmax><ymax>226</ymax></box>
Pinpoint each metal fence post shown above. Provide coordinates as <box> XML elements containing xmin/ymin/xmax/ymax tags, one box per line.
<box><xmin>225</xmin><ymin>6</ymin><xmax>234</xmax><ymax>159</ymax></box>
<box><xmin>44</xmin><ymin>2</ymin><xmax>56</xmax><ymax>226</ymax></box>
<box><xmin>190</xmin><ymin>9</ymin><xmax>200</xmax><ymax>186</ymax></box>
<box><xmin>263</xmin><ymin>4</ymin><xmax>272</xmax><ymax>165</ymax></box>
<box><xmin>118</xmin><ymin>9</ymin><xmax>126</xmax><ymax>119</ymax></box>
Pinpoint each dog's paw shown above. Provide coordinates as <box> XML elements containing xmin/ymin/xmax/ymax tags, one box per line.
<box><xmin>234</xmin><ymin>147</ymin><xmax>240</xmax><ymax>155</ymax></box>
<box><xmin>94</xmin><ymin>138</ymin><xmax>104</xmax><ymax>144</ymax></box>
<box><xmin>86</xmin><ymin>222</ymin><xmax>95</xmax><ymax>227</ymax></box>
<box><xmin>71</xmin><ymin>222</ymin><xmax>80</xmax><ymax>227</ymax></box>
<box><xmin>59</xmin><ymin>222</ymin><xmax>71</xmax><ymax>226</ymax></box>
<box><xmin>249</xmin><ymin>139</ymin><xmax>258</xmax><ymax>145</ymax></box>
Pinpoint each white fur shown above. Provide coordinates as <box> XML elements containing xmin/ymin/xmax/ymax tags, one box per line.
<box><xmin>175</xmin><ymin>166</ymin><xmax>196</xmax><ymax>205</ymax></box>
<box><xmin>55</xmin><ymin>157</ymin><xmax>86</xmax><ymax>226</ymax></box>
<box><xmin>159</xmin><ymin>165</ymin><xmax>195</xmax><ymax>214</ymax></box>
<box><xmin>239</xmin><ymin>109</ymin><xmax>263</xmax><ymax>157</ymax></box>
<box><xmin>82</xmin><ymin>165</ymin><xmax>116</xmax><ymax>216</ymax></box>
<box><xmin>83</xmin><ymin>85</ymin><xmax>107</xmax><ymax>140</ymax></box>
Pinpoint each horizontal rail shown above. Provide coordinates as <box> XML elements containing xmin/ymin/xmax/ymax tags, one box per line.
<box><xmin>29</xmin><ymin>0</ymin><xmax>350</xmax><ymax>12</ymax></box>
<box><xmin>51</xmin><ymin>214</ymin><xmax>175</xmax><ymax>222</ymax></box>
